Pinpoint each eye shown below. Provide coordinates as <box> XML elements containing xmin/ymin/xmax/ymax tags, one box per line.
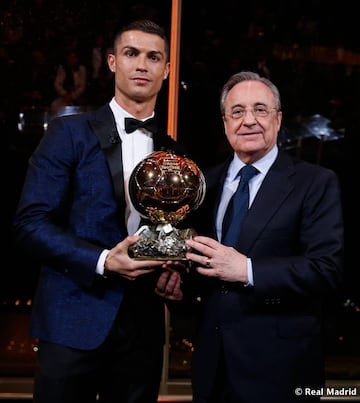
<box><xmin>254</xmin><ymin>106</ymin><xmax>266</xmax><ymax>113</ymax></box>
<box><xmin>231</xmin><ymin>108</ymin><xmax>245</xmax><ymax>119</ymax></box>
<box><xmin>148</xmin><ymin>53</ymin><xmax>161</xmax><ymax>62</ymax></box>
<box><xmin>125</xmin><ymin>48</ymin><xmax>138</xmax><ymax>57</ymax></box>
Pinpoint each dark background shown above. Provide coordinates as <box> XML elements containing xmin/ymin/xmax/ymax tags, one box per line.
<box><xmin>1</xmin><ymin>0</ymin><xmax>358</xmax><ymax>378</ymax></box>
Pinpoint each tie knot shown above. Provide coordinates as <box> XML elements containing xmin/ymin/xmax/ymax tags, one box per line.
<box><xmin>238</xmin><ymin>164</ymin><xmax>258</xmax><ymax>186</ymax></box>
<box><xmin>124</xmin><ymin>117</ymin><xmax>157</xmax><ymax>133</ymax></box>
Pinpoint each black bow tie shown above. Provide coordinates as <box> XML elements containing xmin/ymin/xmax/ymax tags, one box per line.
<box><xmin>124</xmin><ymin>117</ymin><xmax>157</xmax><ymax>133</ymax></box>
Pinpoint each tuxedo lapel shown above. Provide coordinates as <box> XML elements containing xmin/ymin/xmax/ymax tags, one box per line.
<box><xmin>90</xmin><ymin>106</ymin><xmax>184</xmax><ymax>225</ymax></box>
<box><xmin>89</xmin><ymin>113</ymin><xmax>125</xmax><ymax>207</ymax></box>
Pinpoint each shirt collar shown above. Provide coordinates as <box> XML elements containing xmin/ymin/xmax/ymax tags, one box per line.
<box><xmin>109</xmin><ymin>97</ymin><xmax>155</xmax><ymax>132</ymax></box>
<box><xmin>229</xmin><ymin>145</ymin><xmax>278</xmax><ymax>181</ymax></box>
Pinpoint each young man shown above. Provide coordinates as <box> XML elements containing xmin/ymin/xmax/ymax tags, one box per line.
<box><xmin>13</xmin><ymin>19</ymin><xmax>185</xmax><ymax>403</ymax></box>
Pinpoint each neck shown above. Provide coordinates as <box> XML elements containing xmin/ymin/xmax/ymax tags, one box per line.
<box><xmin>114</xmin><ymin>94</ymin><xmax>156</xmax><ymax>120</ymax></box>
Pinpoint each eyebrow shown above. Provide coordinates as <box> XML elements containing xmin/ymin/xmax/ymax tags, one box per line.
<box><xmin>231</xmin><ymin>101</ymin><xmax>269</xmax><ymax>108</ymax></box>
<box><xmin>123</xmin><ymin>46</ymin><xmax>164</xmax><ymax>57</ymax></box>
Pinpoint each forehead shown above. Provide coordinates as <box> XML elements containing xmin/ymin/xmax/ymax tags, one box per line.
<box><xmin>117</xmin><ymin>30</ymin><xmax>166</xmax><ymax>54</ymax></box>
<box><xmin>226</xmin><ymin>81</ymin><xmax>274</xmax><ymax>106</ymax></box>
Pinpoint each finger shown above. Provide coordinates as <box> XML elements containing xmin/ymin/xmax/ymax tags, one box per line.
<box><xmin>156</xmin><ymin>272</ymin><xmax>181</xmax><ymax>296</ymax></box>
<box><xmin>161</xmin><ymin>262</ymin><xmax>177</xmax><ymax>272</ymax></box>
<box><xmin>134</xmin><ymin>260</ymin><xmax>163</xmax><ymax>270</ymax></box>
<box><xmin>192</xmin><ymin>236</ymin><xmax>220</xmax><ymax>249</ymax></box>
<box><xmin>196</xmin><ymin>267</ymin><xmax>216</xmax><ymax>277</ymax></box>
<box><xmin>172</xmin><ymin>275</ymin><xmax>182</xmax><ymax>292</ymax></box>
<box><xmin>165</xmin><ymin>272</ymin><xmax>181</xmax><ymax>290</ymax></box>
<box><xmin>154</xmin><ymin>288</ymin><xmax>164</xmax><ymax>297</ymax></box>
<box><xmin>167</xmin><ymin>278</ymin><xmax>183</xmax><ymax>300</ymax></box>
<box><xmin>185</xmin><ymin>251</ymin><xmax>205</xmax><ymax>265</ymax></box>
<box><xmin>125</xmin><ymin>268</ymin><xmax>154</xmax><ymax>280</ymax></box>
<box><xmin>116</xmin><ymin>235</ymin><xmax>140</xmax><ymax>250</ymax></box>
<box><xmin>127</xmin><ymin>234</ymin><xmax>141</xmax><ymax>243</ymax></box>
<box><xmin>123</xmin><ymin>274</ymin><xmax>136</xmax><ymax>281</ymax></box>
<box><xmin>186</xmin><ymin>239</ymin><xmax>214</xmax><ymax>257</ymax></box>
<box><xmin>156</xmin><ymin>271</ymin><xmax>171</xmax><ymax>290</ymax></box>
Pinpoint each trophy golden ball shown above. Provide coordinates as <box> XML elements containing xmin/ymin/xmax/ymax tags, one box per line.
<box><xmin>129</xmin><ymin>150</ymin><xmax>205</xmax><ymax>226</ymax></box>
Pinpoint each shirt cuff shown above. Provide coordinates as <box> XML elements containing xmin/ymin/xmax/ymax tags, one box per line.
<box><xmin>245</xmin><ymin>258</ymin><xmax>254</xmax><ymax>286</ymax></box>
<box><xmin>96</xmin><ymin>249</ymin><xmax>110</xmax><ymax>275</ymax></box>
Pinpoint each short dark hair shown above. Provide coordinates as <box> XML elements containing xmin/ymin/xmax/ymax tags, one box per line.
<box><xmin>113</xmin><ymin>19</ymin><xmax>169</xmax><ymax>62</ymax></box>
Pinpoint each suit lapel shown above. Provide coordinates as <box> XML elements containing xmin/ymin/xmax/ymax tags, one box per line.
<box><xmin>237</xmin><ymin>153</ymin><xmax>295</xmax><ymax>251</ymax></box>
<box><xmin>89</xmin><ymin>106</ymin><xmax>184</xmax><ymax>229</ymax></box>
<box><xmin>89</xmin><ymin>108</ymin><xmax>125</xmax><ymax>206</ymax></box>
<box><xmin>205</xmin><ymin>160</ymin><xmax>231</xmax><ymax>241</ymax></box>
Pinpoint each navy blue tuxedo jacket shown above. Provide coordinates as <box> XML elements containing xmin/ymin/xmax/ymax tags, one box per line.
<box><xmin>13</xmin><ymin>104</ymin><xmax>185</xmax><ymax>350</ymax></box>
<box><xmin>186</xmin><ymin>151</ymin><xmax>344</xmax><ymax>403</ymax></box>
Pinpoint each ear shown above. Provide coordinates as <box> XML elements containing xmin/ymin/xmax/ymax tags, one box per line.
<box><xmin>107</xmin><ymin>53</ymin><xmax>116</xmax><ymax>73</ymax></box>
<box><xmin>163</xmin><ymin>63</ymin><xmax>170</xmax><ymax>80</ymax></box>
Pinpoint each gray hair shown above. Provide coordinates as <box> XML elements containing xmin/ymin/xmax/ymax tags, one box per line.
<box><xmin>219</xmin><ymin>71</ymin><xmax>281</xmax><ymax>115</ymax></box>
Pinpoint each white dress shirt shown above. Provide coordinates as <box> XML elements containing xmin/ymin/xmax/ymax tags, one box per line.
<box><xmin>216</xmin><ymin>146</ymin><xmax>278</xmax><ymax>285</ymax></box>
<box><xmin>97</xmin><ymin>98</ymin><xmax>155</xmax><ymax>274</ymax></box>
<box><xmin>109</xmin><ymin>97</ymin><xmax>155</xmax><ymax>235</ymax></box>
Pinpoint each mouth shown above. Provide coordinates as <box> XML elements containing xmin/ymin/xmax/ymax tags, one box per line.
<box><xmin>132</xmin><ymin>76</ymin><xmax>150</xmax><ymax>85</ymax></box>
<box><xmin>241</xmin><ymin>131</ymin><xmax>261</xmax><ymax>136</ymax></box>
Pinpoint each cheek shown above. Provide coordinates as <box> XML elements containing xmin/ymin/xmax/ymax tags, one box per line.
<box><xmin>152</xmin><ymin>79</ymin><xmax>164</xmax><ymax>94</ymax></box>
<box><xmin>223</xmin><ymin>120</ymin><xmax>235</xmax><ymax>136</ymax></box>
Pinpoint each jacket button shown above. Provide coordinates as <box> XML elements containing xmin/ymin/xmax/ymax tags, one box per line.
<box><xmin>220</xmin><ymin>284</ymin><xmax>228</xmax><ymax>294</ymax></box>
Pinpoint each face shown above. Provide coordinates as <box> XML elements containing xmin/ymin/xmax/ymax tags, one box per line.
<box><xmin>107</xmin><ymin>30</ymin><xmax>169</xmax><ymax>109</ymax></box>
<box><xmin>223</xmin><ymin>80</ymin><xmax>282</xmax><ymax>163</ymax></box>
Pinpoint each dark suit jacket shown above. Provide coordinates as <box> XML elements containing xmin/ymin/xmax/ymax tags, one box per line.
<box><xmin>186</xmin><ymin>150</ymin><xmax>344</xmax><ymax>403</ymax></box>
<box><xmin>13</xmin><ymin>104</ymin><xmax>186</xmax><ymax>350</ymax></box>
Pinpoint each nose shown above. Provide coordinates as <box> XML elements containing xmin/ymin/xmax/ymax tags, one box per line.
<box><xmin>243</xmin><ymin>109</ymin><xmax>255</xmax><ymax>120</ymax></box>
<box><xmin>136</xmin><ymin>55</ymin><xmax>148</xmax><ymax>70</ymax></box>
<box><xmin>242</xmin><ymin>110</ymin><xmax>257</xmax><ymax>123</ymax></box>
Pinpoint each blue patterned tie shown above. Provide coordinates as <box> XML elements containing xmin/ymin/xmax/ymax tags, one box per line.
<box><xmin>222</xmin><ymin>164</ymin><xmax>259</xmax><ymax>246</ymax></box>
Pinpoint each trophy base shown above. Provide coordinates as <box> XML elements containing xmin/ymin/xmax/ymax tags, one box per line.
<box><xmin>129</xmin><ymin>224</ymin><xmax>197</xmax><ymax>261</ymax></box>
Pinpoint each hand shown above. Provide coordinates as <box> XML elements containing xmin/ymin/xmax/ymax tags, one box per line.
<box><xmin>160</xmin><ymin>259</ymin><xmax>191</xmax><ymax>273</ymax></box>
<box><xmin>104</xmin><ymin>235</ymin><xmax>164</xmax><ymax>281</ymax></box>
<box><xmin>155</xmin><ymin>270</ymin><xmax>183</xmax><ymax>301</ymax></box>
<box><xmin>186</xmin><ymin>236</ymin><xmax>248</xmax><ymax>283</ymax></box>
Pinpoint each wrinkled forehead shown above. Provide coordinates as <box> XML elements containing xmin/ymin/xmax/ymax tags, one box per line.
<box><xmin>226</xmin><ymin>81</ymin><xmax>275</xmax><ymax>107</ymax></box>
